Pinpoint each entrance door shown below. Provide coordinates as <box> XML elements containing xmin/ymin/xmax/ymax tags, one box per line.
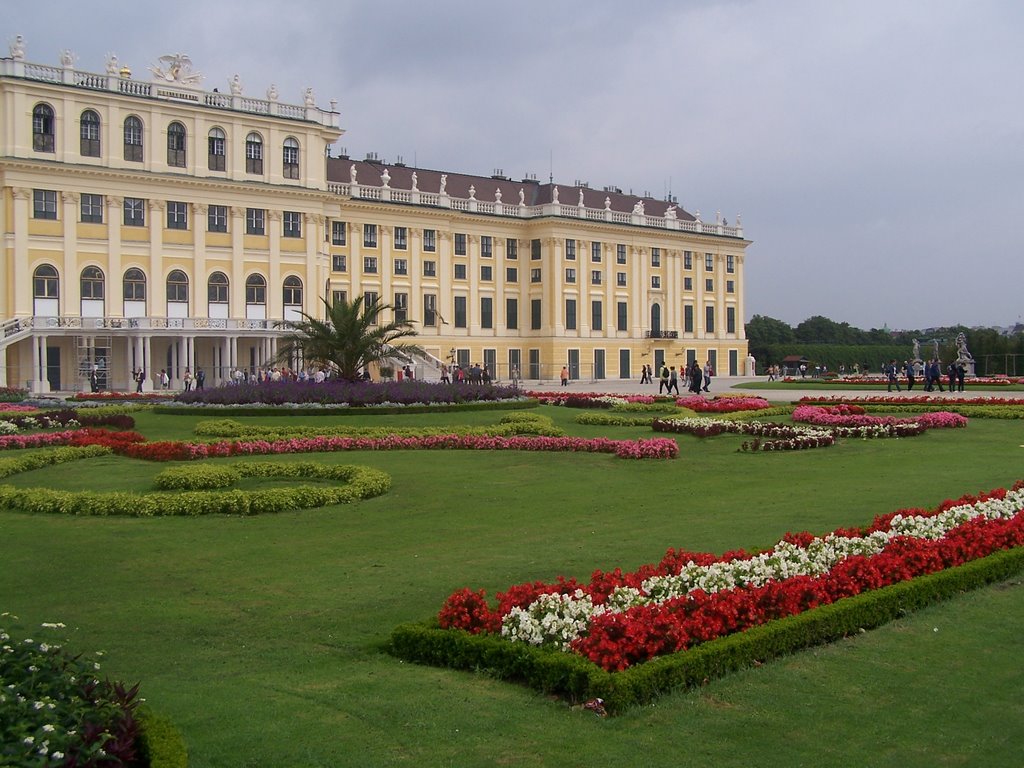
<box><xmin>567</xmin><ymin>349</ymin><xmax>580</xmax><ymax>380</ymax></box>
<box><xmin>46</xmin><ymin>346</ymin><xmax>61</xmax><ymax>391</ymax></box>
<box><xmin>593</xmin><ymin>349</ymin><xmax>605</xmax><ymax>380</ymax></box>
<box><xmin>619</xmin><ymin>348</ymin><xmax>630</xmax><ymax>379</ymax></box>
<box><xmin>654</xmin><ymin>349</ymin><xmax>665</xmax><ymax>375</ymax></box>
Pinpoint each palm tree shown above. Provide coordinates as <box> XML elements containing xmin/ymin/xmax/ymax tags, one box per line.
<box><xmin>278</xmin><ymin>295</ymin><xmax>423</xmax><ymax>381</ymax></box>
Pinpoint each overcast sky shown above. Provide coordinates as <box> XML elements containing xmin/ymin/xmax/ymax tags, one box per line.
<box><xmin>4</xmin><ymin>0</ymin><xmax>1022</xmax><ymax>331</ymax></box>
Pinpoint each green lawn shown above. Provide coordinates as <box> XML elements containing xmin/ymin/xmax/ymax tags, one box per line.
<box><xmin>2</xmin><ymin>406</ymin><xmax>1023</xmax><ymax>767</ymax></box>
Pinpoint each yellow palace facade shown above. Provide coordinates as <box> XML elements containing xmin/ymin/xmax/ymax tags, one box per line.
<box><xmin>0</xmin><ymin>41</ymin><xmax>750</xmax><ymax>392</ymax></box>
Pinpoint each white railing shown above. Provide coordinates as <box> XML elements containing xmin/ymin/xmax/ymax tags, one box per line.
<box><xmin>0</xmin><ymin>315</ymin><xmax>295</xmax><ymax>334</ymax></box>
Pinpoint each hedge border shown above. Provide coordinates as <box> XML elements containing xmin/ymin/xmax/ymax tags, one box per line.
<box><xmin>151</xmin><ymin>398</ymin><xmax>539</xmax><ymax>417</ymax></box>
<box><xmin>135</xmin><ymin>705</ymin><xmax>189</xmax><ymax>768</ymax></box>
<box><xmin>389</xmin><ymin>546</ymin><xmax>1024</xmax><ymax>714</ymax></box>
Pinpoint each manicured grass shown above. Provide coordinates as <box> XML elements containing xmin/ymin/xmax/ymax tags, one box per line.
<box><xmin>737</xmin><ymin>380</ymin><xmax>1024</xmax><ymax>392</ymax></box>
<box><xmin>2</xmin><ymin>406</ymin><xmax>1023</xmax><ymax>766</ymax></box>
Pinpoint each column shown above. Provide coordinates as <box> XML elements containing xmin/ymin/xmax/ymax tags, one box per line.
<box><xmin>148</xmin><ymin>201</ymin><xmax>165</xmax><ymax>319</ymax></box>
<box><xmin>230</xmin><ymin>207</ymin><xmax>246</xmax><ymax>316</ymax></box>
<box><xmin>10</xmin><ymin>188</ymin><xmax>31</xmax><ymax>316</ymax></box>
<box><xmin>62</xmin><ymin>192</ymin><xmax>79</xmax><ymax>315</ymax></box>
<box><xmin>107</xmin><ymin>196</ymin><xmax>123</xmax><ymax>316</ymax></box>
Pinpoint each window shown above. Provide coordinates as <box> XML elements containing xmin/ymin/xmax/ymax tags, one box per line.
<box><xmin>331</xmin><ymin>220</ymin><xmax>347</xmax><ymax>245</ymax></box>
<box><xmin>591</xmin><ymin>270</ymin><xmax>602</xmax><ymax>285</ymax></box>
<box><xmin>506</xmin><ymin>298</ymin><xmax>518</xmax><ymax>329</ymax></box>
<box><xmin>706</xmin><ymin>278</ymin><xmax>714</xmax><ymax>292</ymax></box>
<box><xmin>651</xmin><ymin>276</ymin><xmax>661</xmax><ymax>289</ymax></box>
<box><xmin>531</xmin><ymin>268</ymin><xmax>541</xmax><ymax>283</ymax></box>
<box><xmin>80</xmin><ymin>267</ymin><xmax>105</xmax><ymax>300</ymax></box>
<box><xmin>33</xmin><ymin>265</ymin><xmax>59</xmax><ymax>299</ymax></box>
<box><xmin>565</xmin><ymin>299</ymin><xmax>577</xmax><ymax>330</ymax></box>
<box><xmin>80</xmin><ymin>110</ymin><xmax>100</xmax><ymax>157</ymax></box>
<box><xmin>208</xmin><ymin>272</ymin><xmax>228</xmax><ymax>303</ymax></box>
<box><xmin>393</xmin><ymin>258</ymin><xmax>408</xmax><ymax>275</ymax></box>
<box><xmin>283</xmin><ymin>211</ymin><xmax>302</xmax><ymax>238</ymax></box>
<box><xmin>167</xmin><ymin>122</ymin><xmax>186</xmax><ymax>167</ymax></box>
<box><xmin>394</xmin><ymin>292</ymin><xmax>408</xmax><ymax>323</ymax></box>
<box><xmin>32</xmin><ymin>104</ymin><xmax>55</xmax><ymax>152</ymax></box>
<box><xmin>331</xmin><ymin>290</ymin><xmax>347</xmax><ymax>308</ymax></box>
<box><xmin>423</xmin><ymin>229</ymin><xmax>436</xmax><ymax>252</ymax></box>
<box><xmin>531</xmin><ymin>299</ymin><xmax>542</xmax><ymax>330</ymax></box>
<box><xmin>617</xmin><ymin>301</ymin><xmax>628</xmax><ymax>331</ymax></box>
<box><xmin>245</xmin><ymin>133</ymin><xmax>263</xmax><ymax>174</ymax></box>
<box><xmin>481</xmin><ymin>297</ymin><xmax>494</xmax><ymax>328</ymax></box>
<box><xmin>124</xmin><ymin>197</ymin><xmax>145</xmax><ymax>227</ymax></box>
<box><xmin>616</xmin><ymin>272</ymin><xmax>626</xmax><ymax>287</ymax></box>
<box><xmin>423</xmin><ymin>260</ymin><xmax>436</xmax><ymax>277</ymax></box>
<box><xmin>283</xmin><ymin>276</ymin><xmax>302</xmax><ymax>305</ymax></box>
<box><xmin>208</xmin><ymin>128</ymin><xmax>226</xmax><ymax>171</ymax></box>
<box><xmin>705</xmin><ymin>253</ymin><xmax>714</xmax><ymax>271</ymax></box>
<box><xmin>616</xmin><ymin>244</ymin><xmax>626</xmax><ymax>264</ymax></box>
<box><xmin>507</xmin><ymin>239</ymin><xmax>518</xmax><ymax>259</ymax></box>
<box><xmin>565</xmin><ymin>239</ymin><xmax>576</xmax><ymax>260</ymax></box>
<box><xmin>394</xmin><ymin>226</ymin><xmax>407</xmax><ymax>250</ymax></box>
<box><xmin>592</xmin><ymin>242</ymin><xmax>602</xmax><ymax>262</ymax></box>
<box><xmin>245</xmin><ymin>274</ymin><xmax>267</xmax><ymax>305</ymax></box>
<box><xmin>565</xmin><ymin>267</ymin><xmax>576</xmax><ymax>284</ymax></box>
<box><xmin>727</xmin><ymin>306</ymin><xmax>736</xmax><ymax>334</ymax></box>
<box><xmin>33</xmin><ymin>190</ymin><xmax>57</xmax><ymax>220</ymax></box>
<box><xmin>167</xmin><ymin>201</ymin><xmax>188</xmax><ymax>230</ymax></box>
<box><xmin>727</xmin><ymin>279</ymin><xmax>735</xmax><ymax>294</ymax></box>
<box><xmin>684</xmin><ymin>305</ymin><xmax>694</xmax><ymax>333</ymax></box>
<box><xmin>454</xmin><ymin>263</ymin><xmax>467</xmax><ymax>280</ymax></box>
<box><xmin>454</xmin><ymin>233</ymin><xmax>467</xmax><ymax>256</ymax></box>
<box><xmin>531</xmin><ymin>239</ymin><xmax>541</xmax><ymax>260</ymax></box>
<box><xmin>208</xmin><ymin>205</ymin><xmax>227</xmax><ymax>233</ymax></box>
<box><xmin>454</xmin><ymin>296</ymin><xmax>467</xmax><ymax>328</ymax></box>
<box><xmin>332</xmin><ymin>254</ymin><xmax>347</xmax><ymax>272</ymax></box>
<box><xmin>363</xmin><ymin>292</ymin><xmax>379</xmax><ymax>319</ymax></box>
<box><xmin>481</xmin><ymin>265</ymin><xmax>493</xmax><ymax>281</ymax></box>
<box><xmin>123</xmin><ymin>268</ymin><xmax>146</xmax><ymax>300</ymax></box>
<box><xmin>80</xmin><ymin>194</ymin><xmax>104</xmax><ymax>224</ymax></box>
<box><xmin>282</xmin><ymin>137</ymin><xmax>300</xmax><ymax>179</ymax></box>
<box><xmin>506</xmin><ymin>267</ymin><xmax>518</xmax><ymax>282</ymax></box>
<box><xmin>363</xmin><ymin>256</ymin><xmax>378</xmax><ymax>274</ymax></box>
<box><xmin>651</xmin><ymin>248</ymin><xmax>661</xmax><ymax>267</ymax></box>
<box><xmin>591</xmin><ymin>300</ymin><xmax>603</xmax><ymax>331</ymax></box>
<box><xmin>166</xmin><ymin>270</ymin><xmax>188</xmax><ymax>302</ymax></box>
<box><xmin>123</xmin><ymin>116</ymin><xmax>143</xmax><ymax>162</ymax></box>
<box><xmin>481</xmin><ymin>235</ymin><xmax>492</xmax><ymax>258</ymax></box>
<box><xmin>246</xmin><ymin>208</ymin><xmax>265</xmax><ymax>236</ymax></box>
<box><xmin>727</xmin><ymin>255</ymin><xmax>735</xmax><ymax>273</ymax></box>
<box><xmin>423</xmin><ymin>293</ymin><xmax>437</xmax><ymax>326</ymax></box>
<box><xmin>684</xmin><ymin>277</ymin><xmax>693</xmax><ymax>291</ymax></box>
<box><xmin>705</xmin><ymin>305</ymin><xmax>715</xmax><ymax>333</ymax></box>
<box><xmin>363</xmin><ymin>223</ymin><xmax>377</xmax><ymax>248</ymax></box>
<box><xmin>683</xmin><ymin>251</ymin><xmax>693</xmax><ymax>270</ymax></box>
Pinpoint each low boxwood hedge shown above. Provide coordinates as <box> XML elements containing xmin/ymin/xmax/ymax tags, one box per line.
<box><xmin>135</xmin><ymin>705</ymin><xmax>189</xmax><ymax>768</ymax></box>
<box><xmin>153</xmin><ymin>399</ymin><xmax>539</xmax><ymax>417</ymax></box>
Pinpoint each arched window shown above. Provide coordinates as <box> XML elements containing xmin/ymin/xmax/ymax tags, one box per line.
<box><xmin>33</xmin><ymin>265</ymin><xmax>59</xmax><ymax>299</ymax></box>
<box><xmin>80</xmin><ymin>109</ymin><xmax>100</xmax><ymax>157</ymax></box>
<box><xmin>124</xmin><ymin>116</ymin><xmax>143</xmax><ymax>162</ymax></box>
<box><xmin>207</xmin><ymin>272</ymin><xmax>229</xmax><ymax>304</ymax></box>
<box><xmin>166</xmin><ymin>270</ymin><xmax>189</xmax><ymax>302</ymax></box>
<box><xmin>208</xmin><ymin>127</ymin><xmax>226</xmax><ymax>171</ymax></box>
<box><xmin>167</xmin><ymin>122</ymin><xmax>186</xmax><ymax>167</ymax></box>
<box><xmin>123</xmin><ymin>268</ymin><xmax>146</xmax><ymax>301</ymax></box>
<box><xmin>245</xmin><ymin>132</ymin><xmax>263</xmax><ymax>174</ymax></box>
<box><xmin>245</xmin><ymin>274</ymin><xmax>267</xmax><ymax>306</ymax></box>
<box><xmin>282</xmin><ymin>137</ymin><xmax>300</xmax><ymax>179</ymax></box>
<box><xmin>283</xmin><ymin>276</ymin><xmax>303</xmax><ymax>306</ymax></box>
<box><xmin>32</xmin><ymin>104</ymin><xmax>55</xmax><ymax>152</ymax></box>
<box><xmin>650</xmin><ymin>303</ymin><xmax>662</xmax><ymax>335</ymax></box>
<box><xmin>80</xmin><ymin>266</ymin><xmax>105</xmax><ymax>300</ymax></box>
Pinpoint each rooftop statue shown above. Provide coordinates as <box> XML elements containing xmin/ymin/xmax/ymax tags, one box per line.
<box><xmin>411</xmin><ymin>172</ymin><xmax>418</xmax><ymax>191</ymax></box>
<box><xmin>552</xmin><ymin>186</ymin><xmax>559</xmax><ymax>205</ymax></box>
<box><xmin>10</xmin><ymin>35</ymin><xmax>25</xmax><ymax>61</ymax></box>
<box><xmin>439</xmin><ymin>175</ymin><xmax>447</xmax><ymax>195</ymax></box>
<box><xmin>350</xmin><ymin>164</ymin><xmax>357</xmax><ymax>184</ymax></box>
<box><xmin>664</xmin><ymin>205</ymin><xmax>677</xmax><ymax>220</ymax></box>
<box><xmin>149</xmin><ymin>53</ymin><xmax>203</xmax><ymax>86</ymax></box>
<box><xmin>495</xmin><ymin>187</ymin><xmax>502</xmax><ymax>203</ymax></box>
<box><xmin>229</xmin><ymin>74</ymin><xmax>243</xmax><ymax>96</ymax></box>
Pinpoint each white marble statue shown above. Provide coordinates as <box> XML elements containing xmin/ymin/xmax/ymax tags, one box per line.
<box><xmin>468</xmin><ymin>185</ymin><xmax>476</xmax><ymax>199</ymax></box>
<box><xmin>60</xmin><ymin>49</ymin><xmax>75</xmax><ymax>68</ymax></box>
<box><xmin>439</xmin><ymin>174</ymin><xmax>447</xmax><ymax>195</ymax></box>
<box><xmin>604</xmin><ymin>197</ymin><xmax>611</xmax><ymax>210</ymax></box>
<box><xmin>495</xmin><ymin>187</ymin><xmax>502</xmax><ymax>203</ymax></box>
<box><xmin>578</xmin><ymin>189</ymin><xmax>585</xmax><ymax>207</ymax></box>
<box><xmin>552</xmin><ymin>186</ymin><xmax>559</xmax><ymax>205</ymax></box>
<box><xmin>381</xmin><ymin>168</ymin><xmax>391</xmax><ymax>187</ymax></box>
<box><xmin>303</xmin><ymin>87</ymin><xmax>315</xmax><ymax>107</ymax></box>
<box><xmin>632</xmin><ymin>200</ymin><xmax>645</xmax><ymax>216</ymax></box>
<box><xmin>664</xmin><ymin>205</ymin><xmax>677</xmax><ymax>220</ymax></box>
<box><xmin>350</xmin><ymin>164</ymin><xmax>358</xmax><ymax>184</ymax></box>
<box><xmin>267</xmin><ymin>84</ymin><xmax>279</xmax><ymax>101</ymax></box>
<box><xmin>229</xmin><ymin>74</ymin><xmax>243</xmax><ymax>96</ymax></box>
<box><xmin>10</xmin><ymin>35</ymin><xmax>25</xmax><ymax>61</ymax></box>
<box><xmin>106</xmin><ymin>54</ymin><xmax>119</xmax><ymax>75</ymax></box>
<box><xmin>411</xmin><ymin>172</ymin><xmax>418</xmax><ymax>191</ymax></box>
<box><xmin>149</xmin><ymin>53</ymin><xmax>202</xmax><ymax>86</ymax></box>
<box><xmin>519</xmin><ymin>188</ymin><xmax>525</xmax><ymax>205</ymax></box>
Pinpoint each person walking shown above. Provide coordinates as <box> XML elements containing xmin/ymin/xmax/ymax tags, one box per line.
<box><xmin>560</xmin><ymin>366</ymin><xmax>569</xmax><ymax>387</ymax></box>
<box><xmin>904</xmin><ymin>361</ymin><xmax>915</xmax><ymax>391</ymax></box>
<box><xmin>702</xmin><ymin>361</ymin><xmax>714</xmax><ymax>392</ymax></box>
<box><xmin>668</xmin><ymin>366</ymin><xmax>679</xmax><ymax>395</ymax></box>
<box><xmin>885</xmin><ymin>360</ymin><xmax>901</xmax><ymax>392</ymax></box>
<box><xmin>689</xmin><ymin>360</ymin><xmax>703</xmax><ymax>393</ymax></box>
<box><xmin>658</xmin><ymin>364</ymin><xmax>670</xmax><ymax>393</ymax></box>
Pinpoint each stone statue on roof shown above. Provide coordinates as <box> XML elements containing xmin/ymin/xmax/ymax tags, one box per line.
<box><xmin>519</xmin><ymin>188</ymin><xmax>525</xmax><ymax>205</ymax></box>
<box><xmin>303</xmin><ymin>87</ymin><xmax>315</xmax><ymax>107</ymax></box>
<box><xmin>267</xmin><ymin>84</ymin><xmax>279</xmax><ymax>101</ymax></box>
<box><xmin>229</xmin><ymin>74</ymin><xmax>243</xmax><ymax>96</ymax></box>
<box><xmin>411</xmin><ymin>172</ymin><xmax>418</xmax><ymax>191</ymax></box>
<box><xmin>605</xmin><ymin>197</ymin><xmax>611</xmax><ymax>210</ymax></box>
<box><xmin>106</xmin><ymin>54</ymin><xmax>119</xmax><ymax>76</ymax></box>
<box><xmin>632</xmin><ymin>200</ymin><xmax>645</xmax><ymax>216</ymax></box>
<box><xmin>60</xmin><ymin>49</ymin><xmax>75</xmax><ymax>68</ymax></box>
<box><xmin>381</xmin><ymin>168</ymin><xmax>390</xmax><ymax>187</ymax></box>
<box><xmin>495</xmin><ymin>187</ymin><xmax>502</xmax><ymax>203</ymax></box>
<box><xmin>350</xmin><ymin>164</ymin><xmax>358</xmax><ymax>184</ymax></box>
<box><xmin>664</xmin><ymin>205</ymin><xmax>677</xmax><ymax>220</ymax></box>
<box><xmin>552</xmin><ymin>186</ymin><xmax>559</xmax><ymax>205</ymax></box>
<box><xmin>578</xmin><ymin>189</ymin><xmax>585</xmax><ymax>207</ymax></box>
<box><xmin>10</xmin><ymin>35</ymin><xmax>25</xmax><ymax>61</ymax></box>
<box><xmin>469</xmin><ymin>185</ymin><xmax>476</xmax><ymax>200</ymax></box>
<box><xmin>149</xmin><ymin>53</ymin><xmax>203</xmax><ymax>86</ymax></box>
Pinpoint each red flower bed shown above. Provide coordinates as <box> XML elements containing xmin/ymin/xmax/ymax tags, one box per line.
<box><xmin>675</xmin><ymin>396</ymin><xmax>772</xmax><ymax>413</ymax></box>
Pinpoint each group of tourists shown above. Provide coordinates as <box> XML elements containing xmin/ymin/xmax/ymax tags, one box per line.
<box><xmin>647</xmin><ymin>360</ymin><xmax>713</xmax><ymax>395</ymax></box>
<box><xmin>442</xmin><ymin>363</ymin><xmax>492</xmax><ymax>385</ymax></box>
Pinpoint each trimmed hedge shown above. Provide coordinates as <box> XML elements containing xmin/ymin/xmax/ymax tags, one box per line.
<box><xmin>153</xmin><ymin>399</ymin><xmax>539</xmax><ymax>417</ymax></box>
<box><xmin>135</xmin><ymin>705</ymin><xmax>189</xmax><ymax>768</ymax></box>
<box><xmin>389</xmin><ymin>546</ymin><xmax>1024</xmax><ymax>714</ymax></box>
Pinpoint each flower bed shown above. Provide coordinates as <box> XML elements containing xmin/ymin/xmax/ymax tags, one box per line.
<box><xmin>799</xmin><ymin>394</ymin><xmax>1024</xmax><ymax>406</ymax></box>
<box><xmin>653</xmin><ymin>417</ymin><xmax>837</xmax><ymax>450</ymax></box>
<box><xmin>177</xmin><ymin>379</ymin><xmax>520</xmax><ymax>407</ymax></box>
<box><xmin>525</xmin><ymin>392</ymin><xmax>664</xmax><ymax>407</ymax></box>
<box><xmin>0</xmin><ymin>428</ymin><xmax>146</xmax><ymax>452</ymax></box>
<box><xmin>674</xmin><ymin>396</ymin><xmax>772</xmax><ymax>413</ymax></box>
<box><xmin>784</xmin><ymin>376</ymin><xmax>1021</xmax><ymax>386</ymax></box>
<box><xmin>0</xmin><ymin>386</ymin><xmax>29</xmax><ymax>403</ymax></box>
<box><xmin>792</xmin><ymin>405</ymin><xmax>967</xmax><ymax>429</ymax></box>
<box><xmin>435</xmin><ymin>483</ymin><xmax>1024</xmax><ymax>672</ymax></box>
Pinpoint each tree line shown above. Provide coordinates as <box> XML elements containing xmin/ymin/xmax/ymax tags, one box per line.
<box><xmin>746</xmin><ymin>315</ymin><xmax>1024</xmax><ymax>375</ymax></box>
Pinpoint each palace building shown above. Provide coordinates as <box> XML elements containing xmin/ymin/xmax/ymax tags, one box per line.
<box><xmin>0</xmin><ymin>40</ymin><xmax>750</xmax><ymax>392</ymax></box>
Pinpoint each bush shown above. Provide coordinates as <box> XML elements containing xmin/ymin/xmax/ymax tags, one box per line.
<box><xmin>135</xmin><ymin>706</ymin><xmax>189</xmax><ymax>768</ymax></box>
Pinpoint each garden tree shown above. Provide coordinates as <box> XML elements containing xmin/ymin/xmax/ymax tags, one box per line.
<box><xmin>277</xmin><ymin>295</ymin><xmax>423</xmax><ymax>380</ymax></box>
<box><xmin>794</xmin><ymin>315</ymin><xmax>862</xmax><ymax>344</ymax></box>
<box><xmin>744</xmin><ymin>315</ymin><xmax>795</xmax><ymax>363</ymax></box>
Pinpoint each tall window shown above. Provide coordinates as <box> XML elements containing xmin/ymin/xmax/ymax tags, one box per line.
<box><xmin>565</xmin><ymin>239</ymin><xmax>576</xmax><ymax>260</ymax></box>
<box><xmin>394</xmin><ymin>226</ymin><xmax>407</xmax><ymax>250</ymax></box>
<box><xmin>245</xmin><ymin>133</ymin><xmax>263</xmax><ymax>174</ymax></box>
<box><xmin>616</xmin><ymin>272</ymin><xmax>626</xmax><ymax>287</ymax></box>
<box><xmin>167</xmin><ymin>122</ymin><xmax>186</xmax><ymax>167</ymax></box>
<box><xmin>683</xmin><ymin>251</ymin><xmax>693</xmax><ymax>270</ymax></box>
<box><xmin>531</xmin><ymin>268</ymin><xmax>541</xmax><ymax>283</ymax></box>
<box><xmin>705</xmin><ymin>253</ymin><xmax>714</xmax><ymax>271</ymax></box>
<box><xmin>727</xmin><ymin>306</ymin><xmax>736</xmax><ymax>334</ymax></box>
<box><xmin>591</xmin><ymin>241</ymin><xmax>602</xmax><ymax>262</ymax></box>
<box><xmin>167</xmin><ymin>202</ymin><xmax>188</xmax><ymax>230</ymax></box>
<box><xmin>617</xmin><ymin>301</ymin><xmax>628</xmax><ymax>331</ymax></box>
<box><xmin>363</xmin><ymin>223</ymin><xmax>377</xmax><ymax>248</ymax></box>
<box><xmin>684</xmin><ymin>305</ymin><xmax>694</xmax><ymax>333</ymax></box>
<box><xmin>32</xmin><ymin>104</ymin><xmax>55</xmax><ymax>152</ymax></box>
<box><xmin>208</xmin><ymin>205</ymin><xmax>227</xmax><ymax>233</ymax></box>
<box><xmin>124</xmin><ymin>197</ymin><xmax>145</xmax><ymax>227</ymax></box>
<box><xmin>454</xmin><ymin>233</ymin><xmax>467</xmax><ymax>255</ymax></box>
<box><xmin>208</xmin><ymin>272</ymin><xmax>229</xmax><ymax>304</ymax></box>
<box><xmin>282</xmin><ymin>137</ymin><xmax>300</xmax><ymax>179</ymax></box>
<box><xmin>705</xmin><ymin>305</ymin><xmax>715</xmax><ymax>333</ymax></box>
<box><xmin>80</xmin><ymin>110</ymin><xmax>100</xmax><ymax>157</ymax></box>
<box><xmin>651</xmin><ymin>247</ymin><xmax>661</xmax><ymax>267</ymax></box>
<box><xmin>283</xmin><ymin>276</ymin><xmax>303</xmax><ymax>305</ymax></box>
<box><xmin>565</xmin><ymin>299</ymin><xmax>577</xmax><ymax>331</ymax></box>
<box><xmin>591</xmin><ymin>300</ymin><xmax>603</xmax><ymax>331</ymax></box>
<box><xmin>80</xmin><ymin>267</ymin><xmax>105</xmax><ymax>300</ymax></box>
<box><xmin>506</xmin><ymin>298</ymin><xmax>518</xmax><ymax>329</ymax></box>
<box><xmin>393</xmin><ymin>293</ymin><xmax>408</xmax><ymax>323</ymax></box>
<box><xmin>531</xmin><ymin>239</ymin><xmax>541</xmax><ymax>260</ymax></box>
<box><xmin>423</xmin><ymin>229</ymin><xmax>436</xmax><ymax>252</ymax></box>
<box><xmin>246</xmin><ymin>208</ymin><xmax>265</xmax><ymax>235</ymax></box>
<box><xmin>481</xmin><ymin>297</ymin><xmax>493</xmax><ymax>329</ymax></box>
<box><xmin>727</xmin><ymin>255</ymin><xmax>735</xmax><ymax>273</ymax></box>
<box><xmin>331</xmin><ymin>220</ymin><xmax>347</xmax><ymax>245</ymax></box>
<box><xmin>245</xmin><ymin>274</ymin><xmax>267</xmax><ymax>306</ymax></box>
<box><xmin>32</xmin><ymin>190</ymin><xmax>57</xmax><ymax>220</ymax></box>
<box><xmin>454</xmin><ymin>296</ymin><xmax>467</xmax><ymax>328</ymax></box>
<box><xmin>363</xmin><ymin>292</ymin><xmax>379</xmax><ymax>322</ymax></box>
<box><xmin>166</xmin><ymin>270</ymin><xmax>189</xmax><ymax>302</ymax></box>
<box><xmin>283</xmin><ymin>211</ymin><xmax>302</xmax><ymax>238</ymax></box>
<box><xmin>481</xmin><ymin>235</ymin><xmax>492</xmax><ymax>258</ymax></box>
<box><xmin>208</xmin><ymin>128</ymin><xmax>226</xmax><ymax>171</ymax></box>
<box><xmin>531</xmin><ymin>299</ymin><xmax>542</xmax><ymax>330</ymax></box>
<box><xmin>80</xmin><ymin>194</ymin><xmax>104</xmax><ymax>224</ymax></box>
<box><xmin>423</xmin><ymin>260</ymin><xmax>436</xmax><ymax>277</ymax></box>
<box><xmin>616</xmin><ymin>244</ymin><xmax>626</xmax><ymax>264</ymax></box>
<box><xmin>591</xmin><ymin>270</ymin><xmax>602</xmax><ymax>285</ymax></box>
<box><xmin>33</xmin><ymin>265</ymin><xmax>59</xmax><ymax>299</ymax></box>
<box><xmin>123</xmin><ymin>116</ymin><xmax>143</xmax><ymax>162</ymax></box>
<box><xmin>507</xmin><ymin>238</ymin><xmax>518</xmax><ymax>259</ymax></box>
<box><xmin>423</xmin><ymin>293</ymin><xmax>437</xmax><ymax>326</ymax></box>
<box><xmin>123</xmin><ymin>268</ymin><xmax>146</xmax><ymax>300</ymax></box>
<box><xmin>565</xmin><ymin>268</ymin><xmax>576</xmax><ymax>284</ymax></box>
